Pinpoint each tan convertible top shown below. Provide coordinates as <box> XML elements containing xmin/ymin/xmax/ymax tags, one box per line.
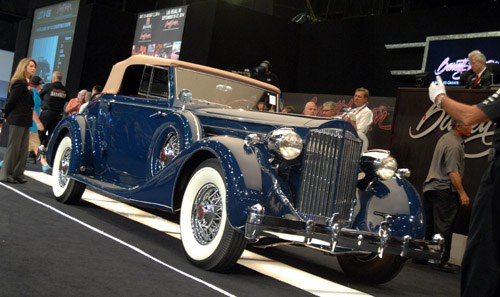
<box><xmin>103</xmin><ymin>55</ymin><xmax>281</xmax><ymax>95</ymax></box>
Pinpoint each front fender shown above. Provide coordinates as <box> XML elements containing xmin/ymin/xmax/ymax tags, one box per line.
<box><xmin>192</xmin><ymin>136</ymin><xmax>264</xmax><ymax>229</ymax></box>
<box><xmin>352</xmin><ymin>175</ymin><xmax>425</xmax><ymax>239</ymax></box>
<box><xmin>173</xmin><ymin>135</ymin><xmax>295</xmax><ymax>231</ymax></box>
<box><xmin>46</xmin><ymin>115</ymin><xmax>93</xmax><ymax>175</ymax></box>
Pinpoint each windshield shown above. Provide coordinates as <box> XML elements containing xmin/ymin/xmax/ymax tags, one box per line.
<box><xmin>174</xmin><ymin>67</ymin><xmax>277</xmax><ymax>110</ymax></box>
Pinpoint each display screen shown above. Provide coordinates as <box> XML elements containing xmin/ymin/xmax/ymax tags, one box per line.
<box><xmin>424</xmin><ymin>32</ymin><xmax>500</xmax><ymax>85</ymax></box>
<box><xmin>131</xmin><ymin>5</ymin><xmax>188</xmax><ymax>60</ymax></box>
<box><xmin>27</xmin><ymin>0</ymin><xmax>80</xmax><ymax>85</ymax></box>
<box><xmin>0</xmin><ymin>49</ymin><xmax>14</xmax><ymax>106</ymax></box>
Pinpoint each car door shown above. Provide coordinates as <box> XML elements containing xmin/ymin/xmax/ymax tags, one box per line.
<box><xmin>96</xmin><ymin>65</ymin><xmax>171</xmax><ymax>186</ymax></box>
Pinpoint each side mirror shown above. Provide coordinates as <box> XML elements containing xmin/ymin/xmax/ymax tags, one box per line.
<box><xmin>178</xmin><ymin>89</ymin><xmax>192</xmax><ymax>110</ymax></box>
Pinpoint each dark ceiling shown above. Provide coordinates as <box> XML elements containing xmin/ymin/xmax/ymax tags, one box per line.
<box><xmin>0</xmin><ymin>0</ymin><xmax>496</xmax><ymax>24</ymax></box>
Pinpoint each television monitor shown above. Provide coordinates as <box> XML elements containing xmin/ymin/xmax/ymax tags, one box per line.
<box><xmin>131</xmin><ymin>5</ymin><xmax>188</xmax><ymax>60</ymax></box>
<box><xmin>27</xmin><ymin>0</ymin><xmax>80</xmax><ymax>85</ymax></box>
<box><xmin>0</xmin><ymin>49</ymin><xmax>15</xmax><ymax>110</ymax></box>
<box><xmin>423</xmin><ymin>32</ymin><xmax>500</xmax><ymax>86</ymax></box>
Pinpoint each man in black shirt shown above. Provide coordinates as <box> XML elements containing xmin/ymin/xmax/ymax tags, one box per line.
<box><xmin>252</xmin><ymin>60</ymin><xmax>280</xmax><ymax>88</ymax></box>
<box><xmin>38</xmin><ymin>71</ymin><xmax>69</xmax><ymax>148</ymax></box>
<box><xmin>429</xmin><ymin>76</ymin><xmax>500</xmax><ymax>297</ymax></box>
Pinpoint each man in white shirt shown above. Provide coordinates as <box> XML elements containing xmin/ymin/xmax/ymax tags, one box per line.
<box><xmin>344</xmin><ymin>87</ymin><xmax>373</xmax><ymax>151</ymax></box>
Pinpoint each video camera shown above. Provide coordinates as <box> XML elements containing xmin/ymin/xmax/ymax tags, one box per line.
<box><xmin>251</xmin><ymin>60</ymin><xmax>271</xmax><ymax>79</ymax></box>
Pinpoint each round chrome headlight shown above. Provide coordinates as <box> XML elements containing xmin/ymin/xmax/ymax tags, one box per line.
<box><xmin>267</xmin><ymin>128</ymin><xmax>303</xmax><ymax>160</ymax></box>
<box><xmin>375</xmin><ymin>156</ymin><xmax>398</xmax><ymax>180</ymax></box>
<box><xmin>360</xmin><ymin>150</ymin><xmax>398</xmax><ymax>180</ymax></box>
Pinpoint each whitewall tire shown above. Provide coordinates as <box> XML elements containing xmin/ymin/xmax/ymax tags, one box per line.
<box><xmin>180</xmin><ymin>159</ymin><xmax>246</xmax><ymax>271</ymax></box>
<box><xmin>52</xmin><ymin>136</ymin><xmax>86</xmax><ymax>204</ymax></box>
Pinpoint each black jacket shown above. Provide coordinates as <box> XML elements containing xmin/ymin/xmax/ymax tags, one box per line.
<box><xmin>461</xmin><ymin>68</ymin><xmax>493</xmax><ymax>89</ymax></box>
<box><xmin>4</xmin><ymin>79</ymin><xmax>34</xmax><ymax>127</ymax></box>
<box><xmin>39</xmin><ymin>81</ymin><xmax>69</xmax><ymax>112</ymax></box>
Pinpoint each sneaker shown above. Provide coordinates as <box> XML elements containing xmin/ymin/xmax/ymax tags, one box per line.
<box><xmin>42</xmin><ymin>164</ymin><xmax>51</xmax><ymax>173</ymax></box>
<box><xmin>428</xmin><ymin>258</ymin><xmax>441</xmax><ymax>265</ymax></box>
<box><xmin>432</xmin><ymin>262</ymin><xmax>460</xmax><ymax>273</ymax></box>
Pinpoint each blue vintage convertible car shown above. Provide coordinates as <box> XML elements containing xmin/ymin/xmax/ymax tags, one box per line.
<box><xmin>46</xmin><ymin>55</ymin><xmax>442</xmax><ymax>284</ymax></box>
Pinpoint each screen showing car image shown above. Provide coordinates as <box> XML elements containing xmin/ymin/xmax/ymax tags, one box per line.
<box><xmin>27</xmin><ymin>0</ymin><xmax>80</xmax><ymax>85</ymax></box>
<box><xmin>424</xmin><ymin>32</ymin><xmax>500</xmax><ymax>86</ymax></box>
<box><xmin>0</xmin><ymin>49</ymin><xmax>14</xmax><ymax>111</ymax></box>
<box><xmin>131</xmin><ymin>5</ymin><xmax>188</xmax><ymax>60</ymax></box>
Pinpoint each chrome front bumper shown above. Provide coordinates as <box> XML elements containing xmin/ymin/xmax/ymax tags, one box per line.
<box><xmin>245</xmin><ymin>209</ymin><xmax>444</xmax><ymax>260</ymax></box>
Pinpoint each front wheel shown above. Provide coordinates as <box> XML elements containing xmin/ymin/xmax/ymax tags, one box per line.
<box><xmin>52</xmin><ymin>136</ymin><xmax>86</xmax><ymax>204</ymax></box>
<box><xmin>337</xmin><ymin>253</ymin><xmax>407</xmax><ymax>284</ymax></box>
<box><xmin>180</xmin><ymin>159</ymin><xmax>246</xmax><ymax>271</ymax></box>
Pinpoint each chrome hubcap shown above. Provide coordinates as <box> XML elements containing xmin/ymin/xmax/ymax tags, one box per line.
<box><xmin>191</xmin><ymin>183</ymin><xmax>223</xmax><ymax>245</ymax></box>
<box><xmin>58</xmin><ymin>147</ymin><xmax>71</xmax><ymax>188</ymax></box>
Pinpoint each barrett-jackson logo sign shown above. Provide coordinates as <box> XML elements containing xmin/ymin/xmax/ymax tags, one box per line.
<box><xmin>409</xmin><ymin>104</ymin><xmax>494</xmax><ymax>159</ymax></box>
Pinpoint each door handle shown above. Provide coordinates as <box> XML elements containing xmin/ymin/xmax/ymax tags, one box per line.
<box><xmin>149</xmin><ymin>111</ymin><xmax>167</xmax><ymax>118</ymax></box>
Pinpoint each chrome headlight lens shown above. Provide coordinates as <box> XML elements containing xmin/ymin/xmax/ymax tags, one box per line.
<box><xmin>360</xmin><ymin>150</ymin><xmax>398</xmax><ymax>180</ymax></box>
<box><xmin>375</xmin><ymin>156</ymin><xmax>398</xmax><ymax>180</ymax></box>
<box><xmin>267</xmin><ymin>128</ymin><xmax>303</xmax><ymax>160</ymax></box>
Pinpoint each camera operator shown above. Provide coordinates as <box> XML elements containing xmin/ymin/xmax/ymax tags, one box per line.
<box><xmin>252</xmin><ymin>60</ymin><xmax>280</xmax><ymax>88</ymax></box>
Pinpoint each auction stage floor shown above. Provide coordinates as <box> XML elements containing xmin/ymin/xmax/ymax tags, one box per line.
<box><xmin>0</xmin><ymin>149</ymin><xmax>460</xmax><ymax>297</ymax></box>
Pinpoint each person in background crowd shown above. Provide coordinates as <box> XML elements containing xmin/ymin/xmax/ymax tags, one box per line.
<box><xmin>28</xmin><ymin>76</ymin><xmax>50</xmax><ymax>172</ymax></box>
<box><xmin>302</xmin><ymin>101</ymin><xmax>318</xmax><ymax>116</ymax></box>
<box><xmin>252</xmin><ymin>60</ymin><xmax>280</xmax><ymax>88</ymax></box>
<box><xmin>38</xmin><ymin>71</ymin><xmax>69</xmax><ymax>152</ymax></box>
<box><xmin>422</xmin><ymin>119</ymin><xmax>471</xmax><ymax>272</ymax></box>
<box><xmin>281</xmin><ymin>105</ymin><xmax>297</xmax><ymax>113</ymax></box>
<box><xmin>344</xmin><ymin>87</ymin><xmax>373</xmax><ymax>151</ymax></box>
<box><xmin>65</xmin><ymin>89</ymin><xmax>87</xmax><ymax>115</ymax></box>
<box><xmin>0</xmin><ymin>58</ymin><xmax>43</xmax><ymax>183</ymax></box>
<box><xmin>460</xmin><ymin>50</ymin><xmax>492</xmax><ymax>89</ymax></box>
<box><xmin>79</xmin><ymin>85</ymin><xmax>103</xmax><ymax>113</ymax></box>
<box><xmin>256</xmin><ymin>101</ymin><xmax>266</xmax><ymax>111</ymax></box>
<box><xmin>80</xmin><ymin>91</ymin><xmax>91</xmax><ymax>113</ymax></box>
<box><xmin>429</xmin><ymin>76</ymin><xmax>500</xmax><ymax>297</ymax></box>
<box><xmin>322</xmin><ymin>101</ymin><xmax>337</xmax><ymax>117</ymax></box>
<box><xmin>90</xmin><ymin>85</ymin><xmax>103</xmax><ymax>100</ymax></box>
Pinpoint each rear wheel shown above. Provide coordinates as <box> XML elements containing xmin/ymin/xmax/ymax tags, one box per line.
<box><xmin>337</xmin><ymin>253</ymin><xmax>407</xmax><ymax>284</ymax></box>
<box><xmin>52</xmin><ymin>136</ymin><xmax>86</xmax><ymax>204</ymax></box>
<box><xmin>180</xmin><ymin>159</ymin><xmax>246</xmax><ymax>271</ymax></box>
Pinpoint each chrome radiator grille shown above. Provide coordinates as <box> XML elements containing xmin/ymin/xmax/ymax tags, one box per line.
<box><xmin>297</xmin><ymin>128</ymin><xmax>362</xmax><ymax>222</ymax></box>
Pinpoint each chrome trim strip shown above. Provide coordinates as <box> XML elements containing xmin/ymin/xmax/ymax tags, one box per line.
<box><xmin>390</xmin><ymin>70</ymin><xmax>423</xmax><ymax>75</ymax></box>
<box><xmin>384</xmin><ymin>42</ymin><xmax>426</xmax><ymax>49</ymax></box>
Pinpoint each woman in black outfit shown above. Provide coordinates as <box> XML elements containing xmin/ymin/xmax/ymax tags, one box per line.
<box><xmin>0</xmin><ymin>58</ymin><xmax>43</xmax><ymax>183</ymax></box>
